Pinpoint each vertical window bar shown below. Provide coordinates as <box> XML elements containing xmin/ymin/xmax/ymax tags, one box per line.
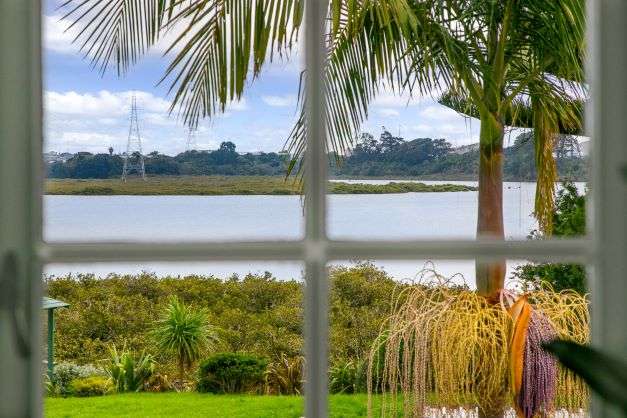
<box><xmin>304</xmin><ymin>0</ymin><xmax>329</xmax><ymax>416</ymax></box>
<box><xmin>0</xmin><ymin>0</ymin><xmax>43</xmax><ymax>416</ymax></box>
<box><xmin>588</xmin><ymin>0</ymin><xmax>627</xmax><ymax>416</ymax></box>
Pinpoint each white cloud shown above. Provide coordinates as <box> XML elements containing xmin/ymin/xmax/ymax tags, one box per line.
<box><xmin>419</xmin><ymin>105</ymin><xmax>462</xmax><ymax>121</ymax></box>
<box><xmin>43</xmin><ymin>14</ymin><xmax>80</xmax><ymax>54</ymax></box>
<box><xmin>45</xmin><ymin>90</ymin><xmax>171</xmax><ymax>118</ymax></box>
<box><xmin>371</xmin><ymin>89</ymin><xmax>423</xmax><ymax>108</ymax></box>
<box><xmin>226</xmin><ymin>98</ymin><xmax>248</xmax><ymax>111</ymax></box>
<box><xmin>262</xmin><ymin>94</ymin><xmax>297</xmax><ymax>107</ymax></box>
<box><xmin>44</xmin><ymin>89</ymin><xmax>257</xmax><ymax>155</ymax></box>
<box><xmin>377</xmin><ymin>108</ymin><xmax>400</xmax><ymax>117</ymax></box>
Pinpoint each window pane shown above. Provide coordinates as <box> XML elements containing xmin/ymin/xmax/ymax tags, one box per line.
<box><xmin>328</xmin><ymin>179</ymin><xmax>588</xmax><ymax>241</ymax></box>
<box><xmin>42</xmin><ymin>261</ymin><xmax>304</xmax><ymax>417</ymax></box>
<box><xmin>43</xmin><ymin>0</ymin><xmax>305</xmax><ymax>243</ymax></box>
<box><xmin>323</xmin><ymin>0</ymin><xmax>588</xmax><ymax>243</ymax></box>
<box><xmin>327</xmin><ymin>259</ymin><xmax>589</xmax><ymax>417</ymax></box>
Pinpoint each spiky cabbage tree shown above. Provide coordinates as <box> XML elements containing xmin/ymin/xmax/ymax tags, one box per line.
<box><xmin>60</xmin><ymin>0</ymin><xmax>585</xmax><ymax>297</ymax></box>
<box><xmin>151</xmin><ymin>297</ymin><xmax>217</xmax><ymax>383</ymax></box>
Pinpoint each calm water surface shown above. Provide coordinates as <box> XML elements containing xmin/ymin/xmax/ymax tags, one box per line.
<box><xmin>44</xmin><ymin>180</ymin><xmax>584</xmax><ymax>284</ymax></box>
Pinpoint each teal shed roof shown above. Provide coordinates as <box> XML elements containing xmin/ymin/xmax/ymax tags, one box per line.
<box><xmin>42</xmin><ymin>297</ymin><xmax>69</xmax><ymax>310</ymax></box>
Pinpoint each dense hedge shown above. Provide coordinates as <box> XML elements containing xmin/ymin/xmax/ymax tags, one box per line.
<box><xmin>45</xmin><ymin>264</ymin><xmax>400</xmax><ymax>379</ymax></box>
<box><xmin>197</xmin><ymin>353</ymin><xmax>267</xmax><ymax>394</ymax></box>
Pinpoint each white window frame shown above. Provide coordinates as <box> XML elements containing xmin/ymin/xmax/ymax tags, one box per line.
<box><xmin>0</xmin><ymin>0</ymin><xmax>625</xmax><ymax>416</ymax></box>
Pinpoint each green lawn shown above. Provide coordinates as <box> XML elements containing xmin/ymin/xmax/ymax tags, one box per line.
<box><xmin>45</xmin><ymin>393</ymin><xmax>380</xmax><ymax>418</ymax></box>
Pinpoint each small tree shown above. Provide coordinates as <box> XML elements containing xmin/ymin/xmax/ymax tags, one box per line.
<box><xmin>151</xmin><ymin>297</ymin><xmax>217</xmax><ymax>384</ymax></box>
<box><xmin>514</xmin><ymin>182</ymin><xmax>587</xmax><ymax>294</ymax></box>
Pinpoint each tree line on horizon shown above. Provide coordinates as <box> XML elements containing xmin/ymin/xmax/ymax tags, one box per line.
<box><xmin>46</xmin><ymin>131</ymin><xmax>587</xmax><ymax>181</ymax></box>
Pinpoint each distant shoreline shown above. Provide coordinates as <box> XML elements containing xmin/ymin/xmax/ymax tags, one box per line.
<box><xmin>45</xmin><ymin>176</ymin><xmax>477</xmax><ymax>196</ymax></box>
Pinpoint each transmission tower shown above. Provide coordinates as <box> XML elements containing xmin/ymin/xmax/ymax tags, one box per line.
<box><xmin>122</xmin><ymin>94</ymin><xmax>146</xmax><ymax>181</ymax></box>
<box><xmin>186</xmin><ymin>126</ymin><xmax>197</xmax><ymax>152</ymax></box>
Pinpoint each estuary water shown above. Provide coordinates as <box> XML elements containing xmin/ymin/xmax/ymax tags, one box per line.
<box><xmin>43</xmin><ymin>180</ymin><xmax>583</xmax><ymax>285</ymax></box>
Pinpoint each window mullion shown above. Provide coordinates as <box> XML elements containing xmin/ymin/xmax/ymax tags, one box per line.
<box><xmin>0</xmin><ymin>0</ymin><xmax>43</xmax><ymax>416</ymax></box>
<box><xmin>588</xmin><ymin>0</ymin><xmax>627</xmax><ymax>416</ymax></box>
<box><xmin>303</xmin><ymin>0</ymin><xmax>330</xmax><ymax>416</ymax></box>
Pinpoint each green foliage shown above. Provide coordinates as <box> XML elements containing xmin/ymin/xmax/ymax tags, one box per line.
<box><xmin>197</xmin><ymin>353</ymin><xmax>267</xmax><ymax>394</ymax></box>
<box><xmin>151</xmin><ymin>297</ymin><xmax>216</xmax><ymax>381</ymax></box>
<box><xmin>264</xmin><ymin>354</ymin><xmax>304</xmax><ymax>395</ymax></box>
<box><xmin>551</xmin><ymin>182</ymin><xmax>587</xmax><ymax>236</ymax></box>
<box><xmin>544</xmin><ymin>340</ymin><xmax>627</xmax><ymax>416</ymax></box>
<box><xmin>49</xmin><ymin>362</ymin><xmax>105</xmax><ymax>397</ymax></box>
<box><xmin>145</xmin><ymin>374</ymin><xmax>174</xmax><ymax>393</ymax></box>
<box><xmin>47</xmin><ymin>145</ymin><xmax>288</xmax><ymax>179</ymax></box>
<box><xmin>332</xmin><ymin>130</ymin><xmax>586</xmax><ymax>181</ymax></box>
<box><xmin>106</xmin><ymin>345</ymin><xmax>155</xmax><ymax>393</ymax></box>
<box><xmin>514</xmin><ymin>182</ymin><xmax>587</xmax><ymax>294</ymax></box>
<box><xmin>329</xmin><ymin>182</ymin><xmax>475</xmax><ymax>194</ymax></box>
<box><xmin>69</xmin><ymin>376</ymin><xmax>112</xmax><ymax>397</ymax></box>
<box><xmin>46</xmin><ymin>265</ymin><xmax>398</xmax><ymax>377</ymax></box>
<box><xmin>329</xmin><ymin>360</ymin><xmax>362</xmax><ymax>394</ymax></box>
<box><xmin>45</xmin><ymin>131</ymin><xmax>587</xmax><ymax>182</ymax></box>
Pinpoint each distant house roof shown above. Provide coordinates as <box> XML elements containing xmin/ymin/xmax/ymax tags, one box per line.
<box><xmin>42</xmin><ymin>297</ymin><xmax>69</xmax><ymax>310</ymax></box>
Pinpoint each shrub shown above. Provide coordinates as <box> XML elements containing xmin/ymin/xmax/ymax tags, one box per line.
<box><xmin>49</xmin><ymin>362</ymin><xmax>104</xmax><ymax>396</ymax></box>
<box><xmin>197</xmin><ymin>353</ymin><xmax>267</xmax><ymax>394</ymax></box>
<box><xmin>329</xmin><ymin>360</ymin><xmax>360</xmax><ymax>394</ymax></box>
<box><xmin>105</xmin><ymin>345</ymin><xmax>155</xmax><ymax>392</ymax></box>
<box><xmin>515</xmin><ymin>182</ymin><xmax>587</xmax><ymax>294</ymax></box>
<box><xmin>264</xmin><ymin>354</ymin><xmax>303</xmax><ymax>395</ymax></box>
<box><xmin>145</xmin><ymin>373</ymin><xmax>174</xmax><ymax>392</ymax></box>
<box><xmin>69</xmin><ymin>376</ymin><xmax>111</xmax><ymax>397</ymax></box>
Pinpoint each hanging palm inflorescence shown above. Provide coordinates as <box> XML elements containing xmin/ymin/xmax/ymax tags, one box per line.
<box><xmin>368</xmin><ymin>269</ymin><xmax>590</xmax><ymax>417</ymax></box>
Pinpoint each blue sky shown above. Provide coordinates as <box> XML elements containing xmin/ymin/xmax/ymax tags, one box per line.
<box><xmin>43</xmin><ymin>1</ymin><xmax>484</xmax><ymax>155</ymax></box>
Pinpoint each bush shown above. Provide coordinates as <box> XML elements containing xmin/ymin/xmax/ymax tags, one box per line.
<box><xmin>197</xmin><ymin>353</ymin><xmax>267</xmax><ymax>394</ymax></box>
<box><xmin>264</xmin><ymin>354</ymin><xmax>303</xmax><ymax>395</ymax></box>
<box><xmin>105</xmin><ymin>345</ymin><xmax>155</xmax><ymax>392</ymax></box>
<box><xmin>49</xmin><ymin>362</ymin><xmax>104</xmax><ymax>396</ymax></box>
<box><xmin>145</xmin><ymin>373</ymin><xmax>174</xmax><ymax>392</ymax></box>
<box><xmin>515</xmin><ymin>182</ymin><xmax>587</xmax><ymax>294</ymax></box>
<box><xmin>329</xmin><ymin>360</ymin><xmax>361</xmax><ymax>394</ymax></box>
<box><xmin>69</xmin><ymin>376</ymin><xmax>111</xmax><ymax>397</ymax></box>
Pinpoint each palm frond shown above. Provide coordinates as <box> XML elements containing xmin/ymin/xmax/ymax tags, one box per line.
<box><xmin>59</xmin><ymin>0</ymin><xmax>177</xmax><ymax>75</ymax></box>
<box><xmin>285</xmin><ymin>0</ymin><xmax>445</xmax><ymax>177</ymax></box>
<box><xmin>161</xmin><ymin>0</ymin><xmax>304</xmax><ymax>127</ymax></box>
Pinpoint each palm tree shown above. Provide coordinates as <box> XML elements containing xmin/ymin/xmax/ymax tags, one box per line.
<box><xmin>151</xmin><ymin>296</ymin><xmax>217</xmax><ymax>384</ymax></box>
<box><xmin>61</xmin><ymin>0</ymin><xmax>584</xmax><ymax>304</ymax></box>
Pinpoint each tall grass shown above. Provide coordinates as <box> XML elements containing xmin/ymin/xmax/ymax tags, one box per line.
<box><xmin>45</xmin><ymin>176</ymin><xmax>476</xmax><ymax>196</ymax></box>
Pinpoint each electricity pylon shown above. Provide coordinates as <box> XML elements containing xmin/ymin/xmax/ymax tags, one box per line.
<box><xmin>186</xmin><ymin>126</ymin><xmax>197</xmax><ymax>152</ymax></box>
<box><xmin>122</xmin><ymin>94</ymin><xmax>146</xmax><ymax>181</ymax></box>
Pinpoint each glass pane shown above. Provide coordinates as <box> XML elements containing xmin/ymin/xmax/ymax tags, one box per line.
<box><xmin>327</xmin><ymin>259</ymin><xmax>589</xmax><ymax>417</ymax></box>
<box><xmin>328</xmin><ymin>174</ymin><xmax>588</xmax><ymax>241</ymax></box>
<box><xmin>323</xmin><ymin>0</ymin><xmax>588</xmax><ymax>243</ymax></box>
<box><xmin>43</xmin><ymin>0</ymin><xmax>304</xmax><ymax>243</ymax></box>
<box><xmin>42</xmin><ymin>261</ymin><xmax>304</xmax><ymax>417</ymax></box>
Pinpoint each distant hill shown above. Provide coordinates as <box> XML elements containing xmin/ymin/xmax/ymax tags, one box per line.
<box><xmin>45</xmin><ymin>132</ymin><xmax>588</xmax><ymax>181</ymax></box>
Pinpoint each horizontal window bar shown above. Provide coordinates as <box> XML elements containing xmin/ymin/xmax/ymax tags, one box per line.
<box><xmin>327</xmin><ymin>238</ymin><xmax>591</xmax><ymax>262</ymax></box>
<box><xmin>39</xmin><ymin>237</ymin><xmax>591</xmax><ymax>264</ymax></box>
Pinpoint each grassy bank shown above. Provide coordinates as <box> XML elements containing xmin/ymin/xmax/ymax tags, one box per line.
<box><xmin>45</xmin><ymin>176</ymin><xmax>477</xmax><ymax>196</ymax></box>
<box><xmin>45</xmin><ymin>393</ymin><xmax>377</xmax><ymax>417</ymax></box>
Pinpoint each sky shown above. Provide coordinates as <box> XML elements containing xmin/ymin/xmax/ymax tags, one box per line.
<box><xmin>43</xmin><ymin>1</ymin><xmax>485</xmax><ymax>155</ymax></box>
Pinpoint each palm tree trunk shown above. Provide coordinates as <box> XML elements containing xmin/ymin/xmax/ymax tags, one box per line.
<box><xmin>179</xmin><ymin>357</ymin><xmax>185</xmax><ymax>389</ymax></box>
<box><xmin>476</xmin><ymin>114</ymin><xmax>507</xmax><ymax>418</ymax></box>
<box><xmin>476</xmin><ymin>114</ymin><xmax>506</xmax><ymax>299</ymax></box>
